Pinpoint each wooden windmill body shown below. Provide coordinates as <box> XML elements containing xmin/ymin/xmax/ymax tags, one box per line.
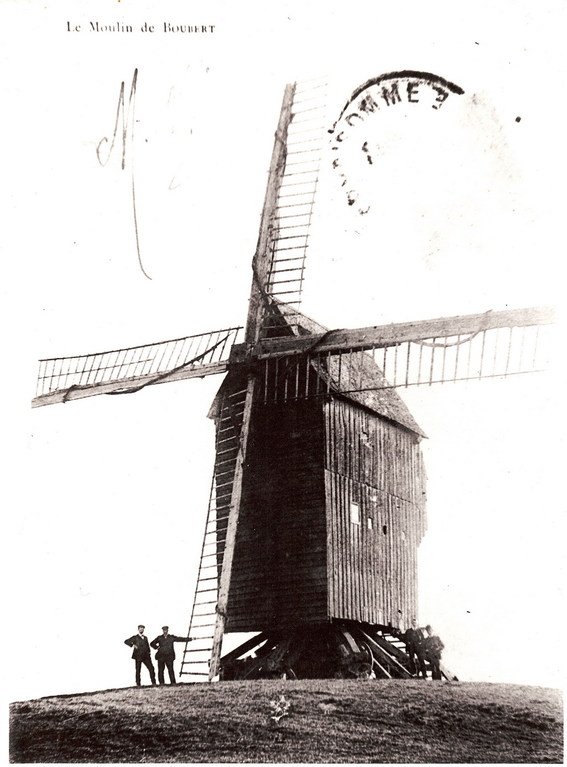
<box><xmin>32</xmin><ymin>76</ymin><xmax>553</xmax><ymax>682</ymax></box>
<box><xmin>215</xmin><ymin>303</ymin><xmax>426</xmax><ymax>625</ymax></box>
<box><xmin>204</xmin><ymin>301</ymin><xmax>428</xmax><ymax>679</ymax></box>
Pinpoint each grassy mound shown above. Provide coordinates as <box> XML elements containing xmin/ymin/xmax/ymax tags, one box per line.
<box><xmin>9</xmin><ymin>679</ymin><xmax>563</xmax><ymax>763</ymax></box>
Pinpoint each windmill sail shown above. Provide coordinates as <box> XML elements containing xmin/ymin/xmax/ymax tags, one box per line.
<box><xmin>245</xmin><ymin>78</ymin><xmax>329</xmax><ymax>342</ymax></box>
<box><xmin>256</xmin><ymin>305</ymin><xmax>554</xmax><ymax>402</ymax></box>
<box><xmin>32</xmin><ymin>326</ymin><xmax>243</xmax><ymax>407</ymax></box>
<box><xmin>263</xmin><ymin>78</ymin><xmax>328</xmax><ymax>324</ymax></box>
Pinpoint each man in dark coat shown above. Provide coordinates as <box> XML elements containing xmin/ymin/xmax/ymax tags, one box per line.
<box><xmin>404</xmin><ymin>618</ymin><xmax>427</xmax><ymax>678</ymax></box>
<box><xmin>424</xmin><ymin>624</ymin><xmax>445</xmax><ymax>681</ymax></box>
<box><xmin>150</xmin><ymin>626</ymin><xmax>192</xmax><ymax>684</ymax></box>
<box><xmin>124</xmin><ymin>624</ymin><xmax>156</xmax><ymax>686</ymax></box>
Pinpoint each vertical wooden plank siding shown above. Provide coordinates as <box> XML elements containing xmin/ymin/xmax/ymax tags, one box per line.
<box><xmin>324</xmin><ymin>398</ymin><xmax>427</xmax><ymax>628</ymax></box>
<box><xmin>226</xmin><ymin>397</ymin><xmax>328</xmax><ymax>632</ymax></box>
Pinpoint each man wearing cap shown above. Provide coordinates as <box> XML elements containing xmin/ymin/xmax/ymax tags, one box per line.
<box><xmin>424</xmin><ymin>624</ymin><xmax>445</xmax><ymax>681</ymax></box>
<box><xmin>150</xmin><ymin>626</ymin><xmax>192</xmax><ymax>685</ymax></box>
<box><xmin>124</xmin><ymin>625</ymin><xmax>157</xmax><ymax>686</ymax></box>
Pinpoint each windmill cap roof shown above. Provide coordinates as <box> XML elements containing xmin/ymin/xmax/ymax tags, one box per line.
<box><xmin>270</xmin><ymin>302</ymin><xmax>426</xmax><ymax>438</ymax></box>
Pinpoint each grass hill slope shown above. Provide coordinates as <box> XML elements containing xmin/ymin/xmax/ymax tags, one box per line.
<box><xmin>9</xmin><ymin>679</ymin><xmax>563</xmax><ymax>763</ymax></box>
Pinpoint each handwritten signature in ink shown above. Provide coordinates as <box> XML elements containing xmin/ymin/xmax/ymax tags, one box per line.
<box><xmin>96</xmin><ymin>68</ymin><xmax>152</xmax><ymax>280</ymax></box>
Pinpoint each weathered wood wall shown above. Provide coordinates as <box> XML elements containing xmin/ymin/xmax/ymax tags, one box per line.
<box><xmin>226</xmin><ymin>398</ymin><xmax>328</xmax><ymax>632</ymax></box>
<box><xmin>221</xmin><ymin>369</ymin><xmax>427</xmax><ymax>633</ymax></box>
<box><xmin>324</xmin><ymin>398</ymin><xmax>427</xmax><ymax>628</ymax></box>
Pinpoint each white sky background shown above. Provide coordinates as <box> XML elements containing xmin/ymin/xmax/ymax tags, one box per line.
<box><xmin>1</xmin><ymin>0</ymin><xmax>565</xmax><ymax>707</ymax></box>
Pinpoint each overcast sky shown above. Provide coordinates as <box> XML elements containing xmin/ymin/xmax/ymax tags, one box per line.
<box><xmin>2</xmin><ymin>0</ymin><xmax>565</xmax><ymax>705</ymax></box>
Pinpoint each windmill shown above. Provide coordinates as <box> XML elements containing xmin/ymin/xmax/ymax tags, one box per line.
<box><xmin>32</xmin><ymin>73</ymin><xmax>554</xmax><ymax>683</ymax></box>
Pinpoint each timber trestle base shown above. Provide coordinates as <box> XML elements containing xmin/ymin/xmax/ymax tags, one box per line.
<box><xmin>219</xmin><ymin>621</ymin><xmax>458</xmax><ymax>681</ymax></box>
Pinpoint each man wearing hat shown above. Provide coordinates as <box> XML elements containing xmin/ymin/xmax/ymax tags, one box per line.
<box><xmin>424</xmin><ymin>624</ymin><xmax>445</xmax><ymax>680</ymax></box>
<box><xmin>403</xmin><ymin>617</ymin><xmax>427</xmax><ymax>678</ymax></box>
<box><xmin>124</xmin><ymin>625</ymin><xmax>157</xmax><ymax>686</ymax></box>
<box><xmin>150</xmin><ymin>626</ymin><xmax>192</xmax><ymax>684</ymax></box>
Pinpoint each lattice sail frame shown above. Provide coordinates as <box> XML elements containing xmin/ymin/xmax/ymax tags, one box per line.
<box><xmin>33</xmin><ymin>327</ymin><xmax>243</xmax><ymax>407</ymax></box>
<box><xmin>257</xmin><ymin>316</ymin><xmax>553</xmax><ymax>404</ymax></box>
<box><xmin>263</xmin><ymin>78</ymin><xmax>328</xmax><ymax>319</ymax></box>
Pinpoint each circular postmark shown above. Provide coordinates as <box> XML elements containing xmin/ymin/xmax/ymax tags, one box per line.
<box><xmin>329</xmin><ymin>71</ymin><xmax>465</xmax><ymax>215</ymax></box>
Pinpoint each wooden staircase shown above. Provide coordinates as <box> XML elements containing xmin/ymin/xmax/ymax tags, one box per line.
<box><xmin>179</xmin><ymin>387</ymin><xmax>248</xmax><ymax>681</ymax></box>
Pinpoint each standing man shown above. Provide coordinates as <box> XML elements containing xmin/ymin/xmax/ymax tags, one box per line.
<box><xmin>424</xmin><ymin>625</ymin><xmax>445</xmax><ymax>681</ymax></box>
<box><xmin>124</xmin><ymin>625</ymin><xmax>157</xmax><ymax>686</ymax></box>
<box><xmin>403</xmin><ymin>618</ymin><xmax>427</xmax><ymax>678</ymax></box>
<box><xmin>150</xmin><ymin>626</ymin><xmax>192</xmax><ymax>685</ymax></box>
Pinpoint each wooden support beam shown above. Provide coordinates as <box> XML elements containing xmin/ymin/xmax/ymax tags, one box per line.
<box><xmin>219</xmin><ymin>631</ymin><xmax>270</xmax><ymax>666</ymax></box>
<box><xmin>208</xmin><ymin>376</ymin><xmax>256</xmax><ymax>680</ymax></box>
<box><xmin>358</xmin><ymin>629</ymin><xmax>413</xmax><ymax>679</ymax></box>
<box><xmin>370</xmin><ymin>654</ymin><xmax>392</xmax><ymax>679</ymax></box>
<box><xmin>255</xmin><ymin>306</ymin><xmax>556</xmax><ymax>359</ymax></box>
<box><xmin>264</xmin><ymin>638</ymin><xmax>293</xmax><ymax>671</ymax></box>
<box><xmin>32</xmin><ymin>361</ymin><xmax>228</xmax><ymax>408</ymax></box>
<box><xmin>241</xmin><ymin>648</ymin><xmax>275</xmax><ymax>680</ymax></box>
<box><xmin>440</xmin><ymin>662</ymin><xmax>459</xmax><ymax>682</ymax></box>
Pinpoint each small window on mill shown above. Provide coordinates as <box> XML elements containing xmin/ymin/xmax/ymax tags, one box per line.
<box><xmin>350</xmin><ymin>502</ymin><xmax>360</xmax><ymax>525</ymax></box>
<box><xmin>367</xmin><ymin>517</ymin><xmax>373</xmax><ymax>530</ymax></box>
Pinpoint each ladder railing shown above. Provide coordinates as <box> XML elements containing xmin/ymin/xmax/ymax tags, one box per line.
<box><xmin>180</xmin><ymin>386</ymin><xmax>249</xmax><ymax>681</ymax></box>
<box><xmin>178</xmin><ymin>474</ymin><xmax>220</xmax><ymax>681</ymax></box>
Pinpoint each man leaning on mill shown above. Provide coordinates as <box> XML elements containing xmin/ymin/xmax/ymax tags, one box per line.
<box><xmin>151</xmin><ymin>626</ymin><xmax>192</xmax><ymax>685</ymax></box>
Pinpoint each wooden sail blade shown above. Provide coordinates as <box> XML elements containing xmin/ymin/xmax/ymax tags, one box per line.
<box><xmin>32</xmin><ymin>326</ymin><xmax>243</xmax><ymax>408</ymax></box>
<box><xmin>255</xmin><ymin>306</ymin><xmax>555</xmax><ymax>402</ymax></box>
<box><xmin>262</xmin><ymin>79</ymin><xmax>329</xmax><ymax>331</ymax></box>
<box><xmin>245</xmin><ymin>83</ymin><xmax>296</xmax><ymax>345</ymax></box>
<box><xmin>256</xmin><ymin>306</ymin><xmax>555</xmax><ymax>358</ymax></box>
<box><xmin>245</xmin><ymin>78</ymin><xmax>329</xmax><ymax>344</ymax></box>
